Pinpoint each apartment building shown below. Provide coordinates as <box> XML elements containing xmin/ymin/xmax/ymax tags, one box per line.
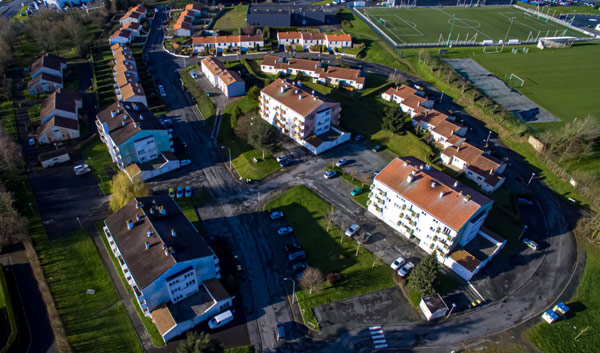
<box><xmin>103</xmin><ymin>195</ymin><xmax>231</xmax><ymax>342</ymax></box>
<box><xmin>441</xmin><ymin>142</ymin><xmax>507</xmax><ymax>193</ymax></box>
<box><xmin>261</xmin><ymin>55</ymin><xmax>365</xmax><ymax>90</ymax></box>
<box><xmin>191</xmin><ymin>35</ymin><xmax>264</xmax><ymax>54</ymax></box>
<box><xmin>276</xmin><ymin>32</ymin><xmax>352</xmax><ymax>50</ymax></box>
<box><xmin>381</xmin><ymin>85</ymin><xmax>434</xmax><ymax>117</ymax></box>
<box><xmin>95</xmin><ymin>102</ymin><xmax>178</xmax><ymax>181</ymax></box>
<box><xmin>413</xmin><ymin>109</ymin><xmax>467</xmax><ymax>149</ymax></box>
<box><xmin>259</xmin><ymin>78</ymin><xmax>350</xmax><ymax>154</ymax></box>
<box><xmin>200</xmin><ymin>57</ymin><xmax>245</xmax><ymax>98</ymax></box>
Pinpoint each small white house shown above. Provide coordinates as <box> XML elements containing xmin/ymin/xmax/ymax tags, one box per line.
<box><xmin>419</xmin><ymin>294</ymin><xmax>448</xmax><ymax>321</ymax></box>
<box><xmin>38</xmin><ymin>148</ymin><xmax>70</xmax><ymax>168</ymax></box>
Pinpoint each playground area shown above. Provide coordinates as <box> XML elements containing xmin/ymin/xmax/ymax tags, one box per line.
<box><xmin>359</xmin><ymin>6</ymin><xmax>587</xmax><ymax>46</ymax></box>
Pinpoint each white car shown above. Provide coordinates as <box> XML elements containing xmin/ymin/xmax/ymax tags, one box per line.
<box><xmin>75</xmin><ymin>167</ymin><xmax>90</xmax><ymax>176</ymax></box>
<box><xmin>344</xmin><ymin>224</ymin><xmax>360</xmax><ymax>237</ymax></box>
<box><xmin>335</xmin><ymin>158</ymin><xmax>347</xmax><ymax>167</ymax></box>
<box><xmin>190</xmin><ymin>71</ymin><xmax>197</xmax><ymax>79</ymax></box>
<box><xmin>208</xmin><ymin>310</ymin><xmax>234</xmax><ymax>329</ymax></box>
<box><xmin>523</xmin><ymin>238</ymin><xmax>538</xmax><ymax>251</ymax></box>
<box><xmin>390</xmin><ymin>256</ymin><xmax>405</xmax><ymax>271</ymax></box>
<box><xmin>278</xmin><ymin>226</ymin><xmax>293</xmax><ymax>235</ymax></box>
<box><xmin>73</xmin><ymin>164</ymin><xmax>89</xmax><ymax>172</ymax></box>
<box><xmin>276</xmin><ymin>155</ymin><xmax>288</xmax><ymax>163</ymax></box>
<box><xmin>397</xmin><ymin>262</ymin><xmax>415</xmax><ymax>277</ymax></box>
<box><xmin>158</xmin><ymin>85</ymin><xmax>166</xmax><ymax>97</ymax></box>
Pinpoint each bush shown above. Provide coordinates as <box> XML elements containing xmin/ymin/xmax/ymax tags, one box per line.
<box><xmin>247</xmin><ymin>86</ymin><xmax>260</xmax><ymax>101</ymax></box>
<box><xmin>326</xmin><ymin>272</ymin><xmax>342</xmax><ymax>285</ymax></box>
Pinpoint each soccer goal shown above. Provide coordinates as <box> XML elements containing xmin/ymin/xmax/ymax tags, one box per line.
<box><xmin>507</xmin><ymin>73</ymin><xmax>524</xmax><ymax>87</ymax></box>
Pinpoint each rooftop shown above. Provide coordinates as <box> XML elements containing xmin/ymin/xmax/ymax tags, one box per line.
<box><xmin>96</xmin><ymin>102</ymin><xmax>163</xmax><ymax>146</ymax></box>
<box><xmin>39</xmin><ymin>89</ymin><xmax>81</xmax><ymax>119</ymax></box>
<box><xmin>450</xmin><ymin>231</ymin><xmax>503</xmax><ymax>271</ymax></box>
<box><xmin>105</xmin><ymin>195</ymin><xmax>214</xmax><ymax>289</ymax></box>
<box><xmin>442</xmin><ymin>142</ymin><xmax>504</xmax><ymax>185</ymax></box>
<box><xmin>37</xmin><ymin>116</ymin><xmax>79</xmax><ymax>137</ymax></box>
<box><xmin>374</xmin><ymin>157</ymin><xmax>492</xmax><ymax>231</ymax></box>
<box><xmin>30</xmin><ymin>54</ymin><xmax>66</xmax><ymax>74</ymax></box>
<box><xmin>192</xmin><ymin>34</ymin><xmax>263</xmax><ymax>45</ymax></box>
<box><xmin>261</xmin><ymin>78</ymin><xmax>339</xmax><ymax>117</ymax></box>
<box><xmin>421</xmin><ymin>293</ymin><xmax>448</xmax><ymax>312</ymax></box>
<box><xmin>321</xmin><ymin>66</ymin><xmax>364</xmax><ymax>84</ymax></box>
<box><xmin>38</xmin><ymin>147</ymin><xmax>68</xmax><ymax>163</ymax></box>
<box><xmin>27</xmin><ymin>73</ymin><xmax>63</xmax><ymax>88</ymax></box>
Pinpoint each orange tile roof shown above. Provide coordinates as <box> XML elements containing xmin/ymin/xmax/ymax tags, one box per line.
<box><xmin>120</xmin><ymin>82</ymin><xmax>145</xmax><ymax>101</ymax></box>
<box><xmin>111</xmin><ymin>28</ymin><xmax>133</xmax><ymax>39</ymax></box>
<box><xmin>432</xmin><ymin>119</ymin><xmax>462</xmax><ymax>139</ymax></box>
<box><xmin>326</xmin><ymin>33</ymin><xmax>352</xmax><ymax>42</ymax></box>
<box><xmin>218</xmin><ymin>70</ymin><xmax>243</xmax><ymax>86</ymax></box>
<box><xmin>192</xmin><ymin>35</ymin><xmax>263</xmax><ymax>45</ymax></box>
<box><xmin>151</xmin><ymin>304</ymin><xmax>176</xmax><ymax>336</ymax></box>
<box><xmin>185</xmin><ymin>3</ymin><xmax>202</xmax><ymax>11</ymax></box>
<box><xmin>450</xmin><ymin>249</ymin><xmax>480</xmax><ymax>272</ymax></box>
<box><xmin>302</xmin><ymin>32</ymin><xmax>326</xmax><ymax>41</ymax></box>
<box><xmin>123</xmin><ymin>22</ymin><xmax>141</xmax><ymax>31</ymax></box>
<box><xmin>201</xmin><ymin>56</ymin><xmax>226</xmax><ymax>76</ymax></box>
<box><xmin>321</xmin><ymin>66</ymin><xmax>364</xmax><ymax>84</ymax></box>
<box><xmin>374</xmin><ymin>157</ymin><xmax>492</xmax><ymax>231</ymax></box>
<box><xmin>413</xmin><ymin>109</ymin><xmax>449</xmax><ymax>126</ymax></box>
<box><xmin>442</xmin><ymin>143</ymin><xmax>504</xmax><ymax>186</ymax></box>
<box><xmin>261</xmin><ymin>78</ymin><xmax>339</xmax><ymax>118</ymax></box>
<box><xmin>277</xmin><ymin>32</ymin><xmax>302</xmax><ymax>40</ymax></box>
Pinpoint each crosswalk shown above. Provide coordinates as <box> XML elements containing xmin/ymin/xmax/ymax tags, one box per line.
<box><xmin>369</xmin><ymin>326</ymin><xmax>388</xmax><ymax>349</ymax></box>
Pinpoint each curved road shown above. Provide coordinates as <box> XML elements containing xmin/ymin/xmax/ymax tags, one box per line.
<box><xmin>144</xmin><ymin>9</ymin><xmax>578</xmax><ymax>352</ymax></box>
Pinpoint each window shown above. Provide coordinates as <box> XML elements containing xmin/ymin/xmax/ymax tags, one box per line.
<box><xmin>443</xmin><ymin>226</ymin><xmax>451</xmax><ymax>235</ymax></box>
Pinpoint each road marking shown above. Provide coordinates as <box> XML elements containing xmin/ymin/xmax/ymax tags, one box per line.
<box><xmin>369</xmin><ymin>325</ymin><xmax>382</xmax><ymax>331</ymax></box>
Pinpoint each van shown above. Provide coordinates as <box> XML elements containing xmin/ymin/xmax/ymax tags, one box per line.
<box><xmin>208</xmin><ymin>310</ymin><xmax>234</xmax><ymax>329</ymax></box>
<box><xmin>276</xmin><ymin>322</ymin><xmax>285</xmax><ymax>341</ymax></box>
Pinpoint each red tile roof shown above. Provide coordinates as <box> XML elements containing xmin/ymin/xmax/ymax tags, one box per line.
<box><xmin>261</xmin><ymin>78</ymin><xmax>339</xmax><ymax>117</ymax></box>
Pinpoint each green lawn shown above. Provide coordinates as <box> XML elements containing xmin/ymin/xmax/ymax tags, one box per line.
<box><xmin>0</xmin><ymin>265</ymin><xmax>18</xmax><ymax>353</ymax></box>
<box><xmin>264</xmin><ymin>186</ymin><xmax>395</xmax><ymax>328</ymax></box>
<box><xmin>0</xmin><ymin>101</ymin><xmax>17</xmax><ymax>141</ymax></box>
<box><xmin>175</xmin><ymin>195</ymin><xmax>204</xmax><ymax>229</ymax></box>
<box><xmin>80</xmin><ymin>137</ymin><xmax>115</xmax><ymax>194</ymax></box>
<box><xmin>517</xmin><ymin>3</ymin><xmax>599</xmax><ymax>16</ymax></box>
<box><xmin>27</xmin><ymin>104</ymin><xmax>42</xmax><ymax>124</ymax></box>
<box><xmin>36</xmin><ymin>230</ymin><xmax>143</xmax><ymax>353</ymax></box>
<box><xmin>131</xmin><ymin>297</ymin><xmax>165</xmax><ymax>347</ymax></box>
<box><xmin>181</xmin><ymin>68</ymin><xmax>216</xmax><ymax>120</ymax></box>
<box><xmin>371</xmin><ymin>130</ymin><xmax>434</xmax><ymax>162</ymax></box>
<box><xmin>528</xmin><ymin>244</ymin><xmax>600</xmax><ymax>353</ymax></box>
<box><xmin>231</xmin><ymin>150</ymin><xmax>281</xmax><ymax>181</ymax></box>
<box><xmin>96</xmin><ymin>222</ymin><xmax>132</xmax><ymax>295</ymax></box>
<box><xmin>361</xmin><ymin>7</ymin><xmax>577</xmax><ymax>45</ymax></box>
<box><xmin>213</xmin><ymin>5</ymin><xmax>248</xmax><ymax>32</ymax></box>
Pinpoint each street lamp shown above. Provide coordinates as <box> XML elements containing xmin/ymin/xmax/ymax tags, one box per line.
<box><xmin>484</xmin><ymin>130</ymin><xmax>492</xmax><ymax>146</ymax></box>
<box><xmin>76</xmin><ymin>217</ymin><xmax>83</xmax><ymax>229</ymax></box>
<box><xmin>518</xmin><ymin>225</ymin><xmax>528</xmax><ymax>241</ymax></box>
<box><xmin>283</xmin><ymin>277</ymin><xmax>296</xmax><ymax>304</ymax></box>
<box><xmin>527</xmin><ymin>172</ymin><xmax>535</xmax><ymax>187</ymax></box>
<box><xmin>28</xmin><ymin>202</ymin><xmax>35</xmax><ymax>215</ymax></box>
<box><xmin>221</xmin><ymin>145</ymin><xmax>231</xmax><ymax>170</ymax></box>
<box><xmin>446</xmin><ymin>303</ymin><xmax>457</xmax><ymax>319</ymax></box>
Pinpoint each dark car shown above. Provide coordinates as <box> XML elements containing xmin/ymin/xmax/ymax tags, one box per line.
<box><xmin>372</xmin><ymin>144</ymin><xmax>383</xmax><ymax>152</ymax></box>
<box><xmin>284</xmin><ymin>243</ymin><xmax>302</xmax><ymax>254</ymax></box>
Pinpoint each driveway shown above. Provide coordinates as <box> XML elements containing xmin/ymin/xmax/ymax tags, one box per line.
<box><xmin>28</xmin><ymin>163</ymin><xmax>109</xmax><ymax>239</ymax></box>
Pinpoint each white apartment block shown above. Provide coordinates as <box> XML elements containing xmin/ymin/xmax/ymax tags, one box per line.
<box><xmin>200</xmin><ymin>57</ymin><xmax>245</xmax><ymax>98</ymax></box>
<box><xmin>103</xmin><ymin>196</ymin><xmax>232</xmax><ymax>342</ymax></box>
<box><xmin>259</xmin><ymin>78</ymin><xmax>350</xmax><ymax>154</ymax></box>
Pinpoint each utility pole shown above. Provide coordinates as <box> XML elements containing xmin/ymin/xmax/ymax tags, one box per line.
<box><xmin>447</xmin><ymin>14</ymin><xmax>457</xmax><ymax>48</ymax></box>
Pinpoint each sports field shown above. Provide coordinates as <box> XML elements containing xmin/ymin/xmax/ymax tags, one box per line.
<box><xmin>360</xmin><ymin>7</ymin><xmax>583</xmax><ymax>45</ymax></box>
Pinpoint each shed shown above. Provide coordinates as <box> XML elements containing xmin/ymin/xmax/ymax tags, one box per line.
<box><xmin>419</xmin><ymin>293</ymin><xmax>448</xmax><ymax>321</ymax></box>
<box><xmin>38</xmin><ymin>148</ymin><xmax>70</xmax><ymax>168</ymax></box>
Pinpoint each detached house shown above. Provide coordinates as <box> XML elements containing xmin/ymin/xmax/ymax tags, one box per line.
<box><xmin>441</xmin><ymin>142</ymin><xmax>507</xmax><ymax>193</ymax></box>
<box><xmin>259</xmin><ymin>78</ymin><xmax>350</xmax><ymax>154</ymax></box>
<box><xmin>28</xmin><ymin>54</ymin><xmax>67</xmax><ymax>95</ymax></box>
<box><xmin>110</xmin><ymin>28</ymin><xmax>135</xmax><ymax>45</ymax></box>
<box><xmin>368</xmin><ymin>157</ymin><xmax>505</xmax><ymax>280</ymax></box>
<box><xmin>27</xmin><ymin>73</ymin><xmax>63</xmax><ymax>95</ymax></box>
<box><xmin>381</xmin><ymin>85</ymin><xmax>434</xmax><ymax>117</ymax></box>
<box><xmin>174</xmin><ymin>10</ymin><xmax>194</xmax><ymax>37</ymax></box>
<box><xmin>95</xmin><ymin>102</ymin><xmax>177</xmax><ymax>181</ymax></box>
<box><xmin>36</xmin><ymin>89</ymin><xmax>82</xmax><ymax>144</ymax></box>
<box><xmin>103</xmin><ymin>195</ymin><xmax>231</xmax><ymax>342</ymax></box>
<box><xmin>120</xmin><ymin>5</ymin><xmax>147</xmax><ymax>25</ymax></box>
<box><xmin>413</xmin><ymin>110</ymin><xmax>467</xmax><ymax>149</ymax></box>
<box><xmin>200</xmin><ymin>57</ymin><xmax>245</xmax><ymax>98</ymax></box>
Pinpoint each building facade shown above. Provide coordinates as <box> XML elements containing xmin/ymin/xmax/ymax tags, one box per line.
<box><xmin>381</xmin><ymin>85</ymin><xmax>434</xmax><ymax>118</ymax></box>
<box><xmin>200</xmin><ymin>57</ymin><xmax>245</xmax><ymax>98</ymax></box>
<box><xmin>192</xmin><ymin>35</ymin><xmax>264</xmax><ymax>54</ymax></box>
<box><xmin>259</xmin><ymin>78</ymin><xmax>350</xmax><ymax>154</ymax></box>
<box><xmin>276</xmin><ymin>32</ymin><xmax>352</xmax><ymax>50</ymax></box>
<box><xmin>103</xmin><ymin>195</ymin><xmax>231</xmax><ymax>342</ymax></box>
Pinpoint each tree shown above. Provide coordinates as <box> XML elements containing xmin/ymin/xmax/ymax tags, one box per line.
<box><xmin>381</xmin><ymin>106</ymin><xmax>407</xmax><ymax>135</ymax></box>
<box><xmin>546</xmin><ymin>116</ymin><xmax>600</xmax><ymax>164</ymax></box>
<box><xmin>389</xmin><ymin>72</ymin><xmax>403</xmax><ymax>86</ymax></box>
<box><xmin>109</xmin><ymin>171</ymin><xmax>150</xmax><ymax>211</ymax></box>
<box><xmin>0</xmin><ymin>132</ymin><xmax>24</xmax><ymax>174</ymax></box>
<box><xmin>324</xmin><ymin>206</ymin><xmax>336</xmax><ymax>231</ymax></box>
<box><xmin>0</xmin><ymin>191</ymin><xmax>28</xmax><ymax>253</ymax></box>
<box><xmin>247</xmin><ymin>119</ymin><xmax>278</xmax><ymax>159</ymax></box>
<box><xmin>407</xmin><ymin>254</ymin><xmax>439</xmax><ymax>297</ymax></box>
<box><xmin>233</xmin><ymin>111</ymin><xmax>256</xmax><ymax>141</ymax></box>
<box><xmin>247</xmin><ymin>86</ymin><xmax>260</xmax><ymax>101</ymax></box>
<box><xmin>177</xmin><ymin>331</ymin><xmax>223</xmax><ymax>353</ymax></box>
<box><xmin>299</xmin><ymin>267</ymin><xmax>324</xmax><ymax>294</ymax></box>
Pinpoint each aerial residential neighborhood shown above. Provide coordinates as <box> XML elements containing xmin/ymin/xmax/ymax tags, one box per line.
<box><xmin>0</xmin><ymin>0</ymin><xmax>598</xmax><ymax>353</ymax></box>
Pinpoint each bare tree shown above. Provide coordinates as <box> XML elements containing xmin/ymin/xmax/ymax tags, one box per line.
<box><xmin>458</xmin><ymin>78</ymin><xmax>470</xmax><ymax>94</ymax></box>
<box><xmin>299</xmin><ymin>267</ymin><xmax>324</xmax><ymax>294</ymax></box>
<box><xmin>324</xmin><ymin>206</ymin><xmax>336</xmax><ymax>231</ymax></box>
<box><xmin>0</xmin><ymin>191</ymin><xmax>28</xmax><ymax>252</ymax></box>
<box><xmin>481</xmin><ymin>96</ymin><xmax>492</xmax><ymax>110</ymax></box>
<box><xmin>388</xmin><ymin>72</ymin><xmax>403</xmax><ymax>86</ymax></box>
<box><xmin>0</xmin><ymin>132</ymin><xmax>24</xmax><ymax>173</ymax></box>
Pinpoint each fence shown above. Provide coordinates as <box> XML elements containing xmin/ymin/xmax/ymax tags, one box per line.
<box><xmin>515</xmin><ymin>5</ymin><xmax>600</xmax><ymax>38</ymax></box>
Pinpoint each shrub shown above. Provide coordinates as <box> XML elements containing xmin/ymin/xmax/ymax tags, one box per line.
<box><xmin>326</xmin><ymin>272</ymin><xmax>342</xmax><ymax>285</ymax></box>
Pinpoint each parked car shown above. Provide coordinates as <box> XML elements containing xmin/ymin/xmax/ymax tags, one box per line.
<box><xmin>276</xmin><ymin>155</ymin><xmax>288</xmax><ymax>163</ymax></box>
<box><xmin>523</xmin><ymin>238</ymin><xmax>538</xmax><ymax>251</ymax></box>
<box><xmin>354</xmin><ymin>134</ymin><xmax>364</xmax><ymax>141</ymax></box>
<box><xmin>276</xmin><ymin>322</ymin><xmax>285</xmax><ymax>341</ymax></box>
<box><xmin>28</xmin><ymin>138</ymin><xmax>35</xmax><ymax>146</ymax></box>
<box><xmin>284</xmin><ymin>243</ymin><xmax>302</xmax><ymax>253</ymax></box>
<box><xmin>270</xmin><ymin>211</ymin><xmax>284</xmax><ymax>220</ymax></box>
<box><xmin>397</xmin><ymin>261</ymin><xmax>415</xmax><ymax>277</ymax></box>
<box><xmin>233</xmin><ymin>255</ymin><xmax>242</xmax><ymax>272</ymax></box>
<box><xmin>158</xmin><ymin>85</ymin><xmax>166</xmax><ymax>97</ymax></box>
<box><xmin>351</xmin><ymin>187</ymin><xmax>363</xmax><ymax>196</ymax></box>
<box><xmin>390</xmin><ymin>256</ymin><xmax>405</xmax><ymax>271</ymax></box>
<box><xmin>293</xmin><ymin>262</ymin><xmax>308</xmax><ymax>278</ymax></box>
<box><xmin>208</xmin><ymin>310</ymin><xmax>234</xmax><ymax>329</ymax></box>
<box><xmin>176</xmin><ymin>186</ymin><xmax>184</xmax><ymax>198</ymax></box>
<box><xmin>168</xmin><ymin>187</ymin><xmax>175</xmax><ymax>198</ymax></box>
<box><xmin>324</xmin><ymin>170</ymin><xmax>336</xmax><ymax>179</ymax></box>
<box><xmin>181</xmin><ymin>159</ymin><xmax>191</xmax><ymax>166</ymax></box>
<box><xmin>184</xmin><ymin>186</ymin><xmax>192</xmax><ymax>197</ymax></box>
<box><xmin>344</xmin><ymin>224</ymin><xmax>360</xmax><ymax>237</ymax></box>
<box><xmin>335</xmin><ymin>158</ymin><xmax>347</xmax><ymax>167</ymax></box>
<box><xmin>288</xmin><ymin>250</ymin><xmax>306</xmax><ymax>262</ymax></box>
<box><xmin>278</xmin><ymin>226</ymin><xmax>293</xmax><ymax>235</ymax></box>
<box><xmin>73</xmin><ymin>164</ymin><xmax>89</xmax><ymax>172</ymax></box>
<box><xmin>518</xmin><ymin>198</ymin><xmax>533</xmax><ymax>206</ymax></box>
<box><xmin>75</xmin><ymin>167</ymin><xmax>90</xmax><ymax>176</ymax></box>
<box><xmin>372</xmin><ymin>144</ymin><xmax>383</xmax><ymax>152</ymax></box>
<box><xmin>190</xmin><ymin>71</ymin><xmax>198</xmax><ymax>79</ymax></box>
<box><xmin>161</xmin><ymin>118</ymin><xmax>172</xmax><ymax>127</ymax></box>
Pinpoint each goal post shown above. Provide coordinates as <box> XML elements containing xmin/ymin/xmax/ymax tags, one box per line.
<box><xmin>508</xmin><ymin>73</ymin><xmax>524</xmax><ymax>87</ymax></box>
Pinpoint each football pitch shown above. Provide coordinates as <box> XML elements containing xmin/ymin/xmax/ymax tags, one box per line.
<box><xmin>360</xmin><ymin>7</ymin><xmax>584</xmax><ymax>45</ymax></box>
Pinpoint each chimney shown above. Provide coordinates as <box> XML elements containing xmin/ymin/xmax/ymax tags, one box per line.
<box><xmin>425</xmin><ymin>164</ymin><xmax>431</xmax><ymax>171</ymax></box>
<box><xmin>420</xmin><ymin>164</ymin><xmax>424</xmax><ymax>170</ymax></box>
<box><xmin>489</xmin><ymin>169</ymin><xmax>494</xmax><ymax>175</ymax></box>
<box><xmin>406</xmin><ymin>175</ymin><xmax>414</xmax><ymax>183</ymax></box>
<box><xmin>411</xmin><ymin>170</ymin><xmax>416</xmax><ymax>176</ymax></box>
<box><xmin>136</xmin><ymin>214</ymin><xmax>141</xmax><ymax>221</ymax></box>
<box><xmin>464</xmin><ymin>194</ymin><xmax>471</xmax><ymax>203</ymax></box>
<box><xmin>403</xmin><ymin>160</ymin><xmax>410</xmax><ymax>167</ymax></box>
<box><xmin>147</xmin><ymin>231</ymin><xmax>152</xmax><ymax>237</ymax></box>
<box><xmin>280</xmin><ymin>86</ymin><xmax>285</xmax><ymax>93</ymax></box>
<box><xmin>298</xmin><ymin>95</ymin><xmax>302</xmax><ymax>100</ymax></box>
<box><xmin>136</xmin><ymin>201</ymin><xmax>143</xmax><ymax>209</ymax></box>
<box><xmin>171</xmin><ymin>229</ymin><xmax>177</xmax><ymax>237</ymax></box>
<box><xmin>453</xmin><ymin>180</ymin><xmax>458</xmax><ymax>188</ymax></box>
<box><xmin>439</xmin><ymin>191</ymin><xmax>444</xmax><ymax>198</ymax></box>
<box><xmin>150</xmin><ymin>207</ymin><xmax>156</xmax><ymax>215</ymax></box>
<box><xmin>111</xmin><ymin>110</ymin><xmax>117</xmax><ymax>118</ymax></box>
<box><xmin>145</xmin><ymin>241</ymin><xmax>150</xmax><ymax>250</ymax></box>
<box><xmin>311</xmin><ymin>90</ymin><xmax>315</xmax><ymax>95</ymax></box>
<box><xmin>133</xmin><ymin>103</ymin><xmax>139</xmax><ymax>111</ymax></box>
<box><xmin>164</xmin><ymin>246</ymin><xmax>174</xmax><ymax>256</ymax></box>
<box><xmin>294</xmin><ymin>89</ymin><xmax>298</xmax><ymax>94</ymax></box>
<box><xmin>159</xmin><ymin>205</ymin><xmax>166</xmax><ymax>215</ymax></box>
<box><xmin>122</xmin><ymin>120</ymin><xmax>127</xmax><ymax>127</ymax></box>
<box><xmin>126</xmin><ymin>219</ymin><xmax>134</xmax><ymax>230</ymax></box>
<box><xmin>430</xmin><ymin>181</ymin><xmax>436</xmax><ymax>188</ymax></box>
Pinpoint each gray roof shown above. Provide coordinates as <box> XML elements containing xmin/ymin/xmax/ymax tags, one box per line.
<box><xmin>105</xmin><ymin>195</ymin><xmax>214</xmax><ymax>289</ymax></box>
<box><xmin>96</xmin><ymin>101</ymin><xmax>165</xmax><ymax>146</ymax></box>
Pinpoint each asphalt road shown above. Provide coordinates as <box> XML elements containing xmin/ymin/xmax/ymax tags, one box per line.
<box><xmin>138</xmin><ymin>8</ymin><xmax>577</xmax><ymax>352</ymax></box>
<box><xmin>0</xmin><ymin>0</ymin><xmax>31</xmax><ymax>19</ymax></box>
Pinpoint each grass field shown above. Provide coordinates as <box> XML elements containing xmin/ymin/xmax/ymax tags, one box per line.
<box><xmin>213</xmin><ymin>5</ymin><xmax>248</xmax><ymax>32</ymax></box>
<box><xmin>360</xmin><ymin>7</ymin><xmax>579</xmax><ymax>45</ymax></box>
<box><xmin>264</xmin><ymin>186</ymin><xmax>394</xmax><ymax>328</ymax></box>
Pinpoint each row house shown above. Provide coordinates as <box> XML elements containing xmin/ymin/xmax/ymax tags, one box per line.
<box><xmin>200</xmin><ymin>57</ymin><xmax>245</xmax><ymax>98</ymax></box>
<box><xmin>413</xmin><ymin>109</ymin><xmax>467</xmax><ymax>149</ymax></box>
<box><xmin>259</xmin><ymin>78</ymin><xmax>350</xmax><ymax>154</ymax></box>
<box><xmin>174</xmin><ymin>10</ymin><xmax>194</xmax><ymax>37</ymax></box>
<box><xmin>381</xmin><ymin>85</ymin><xmax>434</xmax><ymax>117</ymax></box>
<box><xmin>103</xmin><ymin>195</ymin><xmax>231</xmax><ymax>342</ymax></box>
<box><xmin>28</xmin><ymin>54</ymin><xmax>67</xmax><ymax>95</ymax></box>
<box><xmin>368</xmin><ymin>157</ymin><xmax>504</xmax><ymax>280</ymax></box>
<box><xmin>36</xmin><ymin>89</ymin><xmax>82</xmax><ymax>144</ymax></box>
<box><xmin>276</xmin><ymin>32</ymin><xmax>352</xmax><ymax>50</ymax></box>
<box><xmin>192</xmin><ymin>35</ymin><xmax>264</xmax><ymax>54</ymax></box>
<box><xmin>261</xmin><ymin>55</ymin><xmax>365</xmax><ymax>90</ymax></box>
<box><xmin>119</xmin><ymin>5</ymin><xmax>147</xmax><ymax>25</ymax></box>
<box><xmin>112</xmin><ymin>44</ymin><xmax>147</xmax><ymax>106</ymax></box>
<box><xmin>441</xmin><ymin>142</ymin><xmax>507</xmax><ymax>193</ymax></box>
